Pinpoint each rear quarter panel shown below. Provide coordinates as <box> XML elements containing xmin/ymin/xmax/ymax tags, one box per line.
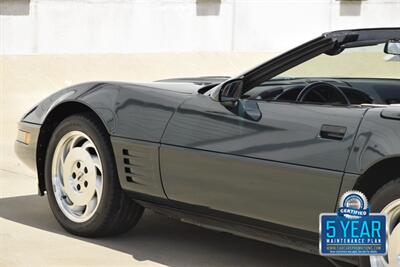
<box><xmin>346</xmin><ymin>107</ymin><xmax>400</xmax><ymax>175</ymax></box>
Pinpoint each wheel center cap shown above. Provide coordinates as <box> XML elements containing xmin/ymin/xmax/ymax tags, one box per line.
<box><xmin>62</xmin><ymin>147</ymin><xmax>96</xmax><ymax>206</ymax></box>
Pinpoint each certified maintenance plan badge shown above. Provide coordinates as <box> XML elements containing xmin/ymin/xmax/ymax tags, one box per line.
<box><xmin>320</xmin><ymin>191</ymin><xmax>387</xmax><ymax>256</ymax></box>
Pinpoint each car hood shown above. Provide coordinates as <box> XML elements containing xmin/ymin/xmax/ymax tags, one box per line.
<box><xmin>112</xmin><ymin>76</ymin><xmax>229</xmax><ymax>95</ymax></box>
<box><xmin>21</xmin><ymin>76</ymin><xmax>229</xmax><ymax>125</ymax></box>
<box><xmin>155</xmin><ymin>76</ymin><xmax>230</xmax><ymax>86</ymax></box>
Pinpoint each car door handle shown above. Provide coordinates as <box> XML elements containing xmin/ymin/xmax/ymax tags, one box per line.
<box><xmin>319</xmin><ymin>125</ymin><xmax>347</xmax><ymax>140</ymax></box>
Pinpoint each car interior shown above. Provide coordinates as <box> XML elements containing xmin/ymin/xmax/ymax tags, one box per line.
<box><xmin>239</xmin><ymin>38</ymin><xmax>400</xmax><ymax>106</ymax></box>
<box><xmin>242</xmin><ymin>78</ymin><xmax>400</xmax><ymax>106</ymax></box>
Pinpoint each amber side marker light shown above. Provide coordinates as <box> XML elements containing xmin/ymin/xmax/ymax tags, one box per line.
<box><xmin>17</xmin><ymin>129</ymin><xmax>31</xmax><ymax>145</ymax></box>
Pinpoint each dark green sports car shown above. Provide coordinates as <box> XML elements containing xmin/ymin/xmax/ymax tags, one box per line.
<box><xmin>15</xmin><ymin>28</ymin><xmax>400</xmax><ymax>267</ymax></box>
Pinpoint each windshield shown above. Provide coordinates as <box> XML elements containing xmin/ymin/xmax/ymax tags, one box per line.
<box><xmin>278</xmin><ymin>43</ymin><xmax>400</xmax><ymax>80</ymax></box>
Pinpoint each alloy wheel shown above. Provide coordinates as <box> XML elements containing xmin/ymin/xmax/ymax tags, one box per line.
<box><xmin>51</xmin><ymin>131</ymin><xmax>103</xmax><ymax>223</ymax></box>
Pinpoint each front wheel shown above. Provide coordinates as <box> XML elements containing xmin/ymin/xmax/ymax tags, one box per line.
<box><xmin>359</xmin><ymin>179</ymin><xmax>400</xmax><ymax>267</ymax></box>
<box><xmin>45</xmin><ymin>113</ymin><xmax>143</xmax><ymax>237</ymax></box>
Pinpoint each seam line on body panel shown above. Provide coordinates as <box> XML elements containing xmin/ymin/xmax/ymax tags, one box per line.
<box><xmin>334</xmin><ymin>108</ymin><xmax>370</xmax><ymax>211</ymax></box>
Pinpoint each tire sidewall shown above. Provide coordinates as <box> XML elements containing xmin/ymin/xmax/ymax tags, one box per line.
<box><xmin>45</xmin><ymin>114</ymin><xmax>117</xmax><ymax>234</ymax></box>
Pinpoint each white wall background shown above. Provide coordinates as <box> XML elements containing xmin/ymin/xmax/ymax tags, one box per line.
<box><xmin>1</xmin><ymin>0</ymin><xmax>400</xmax><ymax>54</ymax></box>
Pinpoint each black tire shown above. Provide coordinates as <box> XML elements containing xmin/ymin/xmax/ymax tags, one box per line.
<box><xmin>358</xmin><ymin>178</ymin><xmax>400</xmax><ymax>267</ymax></box>
<box><xmin>44</xmin><ymin>113</ymin><xmax>143</xmax><ymax>237</ymax></box>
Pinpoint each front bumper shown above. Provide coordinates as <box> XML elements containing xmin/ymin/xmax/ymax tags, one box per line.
<box><xmin>14</xmin><ymin>121</ymin><xmax>41</xmax><ymax>172</ymax></box>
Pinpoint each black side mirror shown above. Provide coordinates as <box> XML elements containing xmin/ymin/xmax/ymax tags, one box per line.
<box><xmin>219</xmin><ymin>79</ymin><xmax>243</xmax><ymax>104</ymax></box>
<box><xmin>384</xmin><ymin>39</ymin><xmax>400</xmax><ymax>56</ymax></box>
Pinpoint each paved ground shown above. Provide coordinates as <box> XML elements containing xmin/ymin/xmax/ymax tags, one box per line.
<box><xmin>0</xmin><ymin>169</ymin><xmax>336</xmax><ymax>267</ymax></box>
<box><xmin>0</xmin><ymin>54</ymin><xmax>361</xmax><ymax>267</ymax></box>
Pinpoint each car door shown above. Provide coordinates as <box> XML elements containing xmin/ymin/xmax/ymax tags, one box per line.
<box><xmin>160</xmin><ymin>94</ymin><xmax>366</xmax><ymax>232</ymax></box>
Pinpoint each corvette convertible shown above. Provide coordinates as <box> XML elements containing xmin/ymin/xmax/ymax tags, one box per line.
<box><xmin>15</xmin><ymin>28</ymin><xmax>399</xmax><ymax>267</ymax></box>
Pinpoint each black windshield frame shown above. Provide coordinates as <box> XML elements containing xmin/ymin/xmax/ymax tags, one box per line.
<box><xmin>239</xmin><ymin>28</ymin><xmax>400</xmax><ymax>95</ymax></box>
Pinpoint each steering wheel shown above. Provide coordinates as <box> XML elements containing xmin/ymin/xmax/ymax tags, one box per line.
<box><xmin>296</xmin><ymin>82</ymin><xmax>350</xmax><ymax>105</ymax></box>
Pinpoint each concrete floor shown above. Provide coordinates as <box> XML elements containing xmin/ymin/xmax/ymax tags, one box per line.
<box><xmin>0</xmin><ymin>169</ymin><xmax>336</xmax><ymax>267</ymax></box>
<box><xmin>0</xmin><ymin>53</ymin><xmax>356</xmax><ymax>267</ymax></box>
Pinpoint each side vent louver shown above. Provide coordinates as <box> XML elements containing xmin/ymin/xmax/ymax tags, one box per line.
<box><xmin>121</xmin><ymin>147</ymin><xmax>158</xmax><ymax>186</ymax></box>
<box><xmin>112</xmin><ymin>137</ymin><xmax>164</xmax><ymax>197</ymax></box>
<box><xmin>122</xmin><ymin>148</ymin><xmax>141</xmax><ymax>184</ymax></box>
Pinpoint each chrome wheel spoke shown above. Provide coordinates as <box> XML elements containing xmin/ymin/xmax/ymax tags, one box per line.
<box><xmin>53</xmin><ymin>176</ymin><xmax>66</xmax><ymax>198</ymax></box>
<box><xmin>70</xmin><ymin>204</ymin><xmax>83</xmax><ymax>212</ymax></box>
<box><xmin>51</xmin><ymin>131</ymin><xmax>103</xmax><ymax>223</ymax></box>
<box><xmin>95</xmin><ymin>175</ymin><xmax>102</xmax><ymax>197</ymax></box>
<box><xmin>83</xmin><ymin>195</ymin><xmax>97</xmax><ymax>217</ymax></box>
<box><xmin>68</xmin><ymin>135</ymin><xmax>80</xmax><ymax>152</ymax></box>
<box><xmin>81</xmin><ymin>140</ymin><xmax>95</xmax><ymax>152</ymax></box>
<box><xmin>70</xmin><ymin>203</ymin><xmax>85</xmax><ymax>214</ymax></box>
<box><xmin>92</xmin><ymin>155</ymin><xmax>102</xmax><ymax>172</ymax></box>
<box><xmin>58</xmin><ymin>156</ymin><xmax>65</xmax><ymax>173</ymax></box>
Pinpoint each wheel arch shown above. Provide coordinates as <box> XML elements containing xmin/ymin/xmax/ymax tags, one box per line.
<box><xmin>353</xmin><ymin>156</ymin><xmax>400</xmax><ymax>201</ymax></box>
<box><xmin>36</xmin><ymin>101</ymin><xmax>111</xmax><ymax>194</ymax></box>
